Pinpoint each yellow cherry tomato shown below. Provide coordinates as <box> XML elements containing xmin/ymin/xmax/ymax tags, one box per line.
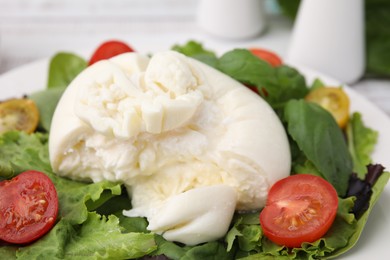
<box><xmin>0</xmin><ymin>98</ymin><xmax>40</xmax><ymax>134</ymax></box>
<box><xmin>305</xmin><ymin>87</ymin><xmax>350</xmax><ymax>129</ymax></box>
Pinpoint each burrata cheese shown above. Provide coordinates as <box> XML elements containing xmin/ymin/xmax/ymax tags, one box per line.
<box><xmin>49</xmin><ymin>51</ymin><xmax>291</xmax><ymax>245</ymax></box>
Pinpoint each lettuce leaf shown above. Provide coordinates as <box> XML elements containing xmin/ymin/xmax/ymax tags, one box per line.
<box><xmin>327</xmin><ymin>171</ymin><xmax>389</xmax><ymax>258</ymax></box>
<box><xmin>152</xmin><ymin>235</ymin><xmax>235</xmax><ymax>260</ymax></box>
<box><xmin>54</xmin><ymin>178</ymin><xmax>122</xmax><ymax>225</ymax></box>
<box><xmin>0</xmin><ymin>246</ymin><xmax>17</xmax><ymax>260</ymax></box>
<box><xmin>0</xmin><ymin>132</ymin><xmax>155</xmax><ymax>259</ymax></box>
<box><xmin>346</xmin><ymin>113</ymin><xmax>379</xmax><ymax>177</ymax></box>
<box><xmin>0</xmin><ymin>131</ymin><xmax>123</xmax><ymax>224</ymax></box>
<box><xmin>0</xmin><ymin>131</ymin><xmax>51</xmax><ymax>179</ymax></box>
<box><xmin>227</xmin><ymin>172</ymin><xmax>389</xmax><ymax>259</ymax></box>
<box><xmin>15</xmin><ymin>213</ymin><xmax>156</xmax><ymax>259</ymax></box>
<box><xmin>225</xmin><ymin>213</ymin><xmax>262</xmax><ymax>254</ymax></box>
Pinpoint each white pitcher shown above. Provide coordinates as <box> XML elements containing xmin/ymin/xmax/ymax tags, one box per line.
<box><xmin>197</xmin><ymin>0</ymin><xmax>267</xmax><ymax>39</ymax></box>
<box><xmin>287</xmin><ymin>0</ymin><xmax>365</xmax><ymax>84</ymax></box>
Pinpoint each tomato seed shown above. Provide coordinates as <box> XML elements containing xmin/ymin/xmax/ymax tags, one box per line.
<box><xmin>290</xmin><ymin>217</ymin><xmax>298</xmax><ymax>230</ymax></box>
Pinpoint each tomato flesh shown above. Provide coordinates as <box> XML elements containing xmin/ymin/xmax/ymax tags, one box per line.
<box><xmin>249</xmin><ymin>48</ymin><xmax>283</xmax><ymax>67</ymax></box>
<box><xmin>0</xmin><ymin>171</ymin><xmax>58</xmax><ymax>244</ymax></box>
<box><xmin>260</xmin><ymin>174</ymin><xmax>338</xmax><ymax>248</ymax></box>
<box><xmin>89</xmin><ymin>40</ymin><xmax>135</xmax><ymax>65</ymax></box>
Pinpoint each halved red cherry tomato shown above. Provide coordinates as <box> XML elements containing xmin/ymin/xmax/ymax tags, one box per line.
<box><xmin>88</xmin><ymin>40</ymin><xmax>135</xmax><ymax>65</ymax></box>
<box><xmin>249</xmin><ymin>48</ymin><xmax>283</xmax><ymax>67</ymax></box>
<box><xmin>0</xmin><ymin>170</ymin><xmax>58</xmax><ymax>244</ymax></box>
<box><xmin>305</xmin><ymin>87</ymin><xmax>350</xmax><ymax>129</ymax></box>
<box><xmin>260</xmin><ymin>174</ymin><xmax>338</xmax><ymax>248</ymax></box>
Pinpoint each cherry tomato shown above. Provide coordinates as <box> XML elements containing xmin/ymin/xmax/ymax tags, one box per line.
<box><xmin>305</xmin><ymin>87</ymin><xmax>350</xmax><ymax>129</ymax></box>
<box><xmin>249</xmin><ymin>48</ymin><xmax>283</xmax><ymax>67</ymax></box>
<box><xmin>0</xmin><ymin>98</ymin><xmax>39</xmax><ymax>134</ymax></box>
<box><xmin>260</xmin><ymin>174</ymin><xmax>338</xmax><ymax>248</ymax></box>
<box><xmin>0</xmin><ymin>170</ymin><xmax>58</xmax><ymax>244</ymax></box>
<box><xmin>88</xmin><ymin>40</ymin><xmax>135</xmax><ymax>65</ymax></box>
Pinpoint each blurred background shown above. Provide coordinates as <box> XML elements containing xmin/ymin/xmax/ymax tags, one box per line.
<box><xmin>0</xmin><ymin>0</ymin><xmax>389</xmax><ymax>114</ymax></box>
<box><xmin>0</xmin><ymin>0</ymin><xmax>285</xmax><ymax>73</ymax></box>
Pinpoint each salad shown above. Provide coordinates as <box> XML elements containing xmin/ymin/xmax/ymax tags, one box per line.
<box><xmin>0</xmin><ymin>40</ymin><xmax>389</xmax><ymax>259</ymax></box>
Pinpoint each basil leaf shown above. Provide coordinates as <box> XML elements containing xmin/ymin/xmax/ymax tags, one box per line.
<box><xmin>217</xmin><ymin>49</ymin><xmax>273</xmax><ymax>87</ymax></box>
<box><xmin>217</xmin><ymin>49</ymin><xmax>308</xmax><ymax>108</ymax></box>
<box><xmin>47</xmin><ymin>52</ymin><xmax>87</xmax><ymax>88</ymax></box>
<box><xmin>284</xmin><ymin>99</ymin><xmax>353</xmax><ymax>196</ymax></box>
<box><xmin>29</xmin><ymin>87</ymin><xmax>66</xmax><ymax>132</ymax></box>
<box><xmin>262</xmin><ymin>65</ymin><xmax>308</xmax><ymax>108</ymax></box>
<box><xmin>172</xmin><ymin>41</ymin><xmax>218</xmax><ymax>67</ymax></box>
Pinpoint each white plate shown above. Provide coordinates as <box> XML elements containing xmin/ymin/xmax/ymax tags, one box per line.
<box><xmin>0</xmin><ymin>58</ymin><xmax>389</xmax><ymax>259</ymax></box>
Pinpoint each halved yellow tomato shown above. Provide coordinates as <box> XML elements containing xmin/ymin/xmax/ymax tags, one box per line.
<box><xmin>305</xmin><ymin>87</ymin><xmax>350</xmax><ymax>129</ymax></box>
<box><xmin>0</xmin><ymin>98</ymin><xmax>40</xmax><ymax>134</ymax></box>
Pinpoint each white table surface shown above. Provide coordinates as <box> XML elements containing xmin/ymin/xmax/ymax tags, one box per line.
<box><xmin>1</xmin><ymin>0</ymin><xmax>390</xmax><ymax>118</ymax></box>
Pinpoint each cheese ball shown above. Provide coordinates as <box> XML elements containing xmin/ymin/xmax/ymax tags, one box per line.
<box><xmin>49</xmin><ymin>51</ymin><xmax>291</xmax><ymax>245</ymax></box>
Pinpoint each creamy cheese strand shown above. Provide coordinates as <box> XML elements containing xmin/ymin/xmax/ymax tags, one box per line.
<box><xmin>49</xmin><ymin>51</ymin><xmax>291</xmax><ymax>245</ymax></box>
